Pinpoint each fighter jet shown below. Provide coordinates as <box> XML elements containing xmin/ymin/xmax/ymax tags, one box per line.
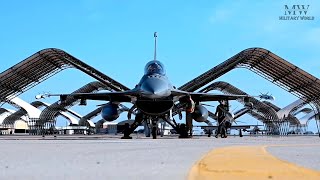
<box><xmin>258</xmin><ymin>92</ymin><xmax>275</xmax><ymax>101</ymax></box>
<box><xmin>38</xmin><ymin>32</ymin><xmax>271</xmax><ymax>139</ymax></box>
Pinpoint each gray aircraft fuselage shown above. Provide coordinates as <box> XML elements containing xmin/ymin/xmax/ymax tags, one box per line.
<box><xmin>134</xmin><ymin>60</ymin><xmax>175</xmax><ymax>115</ymax></box>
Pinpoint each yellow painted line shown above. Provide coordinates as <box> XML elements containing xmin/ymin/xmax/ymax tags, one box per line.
<box><xmin>188</xmin><ymin>145</ymin><xmax>320</xmax><ymax>180</ymax></box>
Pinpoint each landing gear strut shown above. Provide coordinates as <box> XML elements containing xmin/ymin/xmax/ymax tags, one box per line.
<box><xmin>121</xmin><ymin>113</ymin><xmax>143</xmax><ymax>139</ymax></box>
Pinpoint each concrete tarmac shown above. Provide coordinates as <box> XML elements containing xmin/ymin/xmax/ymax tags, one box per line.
<box><xmin>0</xmin><ymin>135</ymin><xmax>319</xmax><ymax>180</ymax></box>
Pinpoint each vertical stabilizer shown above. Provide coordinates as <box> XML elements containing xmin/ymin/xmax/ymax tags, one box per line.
<box><xmin>154</xmin><ymin>32</ymin><xmax>157</xmax><ymax>61</ymax></box>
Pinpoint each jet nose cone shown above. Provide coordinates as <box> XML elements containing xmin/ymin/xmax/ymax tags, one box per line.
<box><xmin>141</xmin><ymin>77</ymin><xmax>170</xmax><ymax>97</ymax></box>
<box><xmin>144</xmin><ymin>85</ymin><xmax>162</xmax><ymax>95</ymax></box>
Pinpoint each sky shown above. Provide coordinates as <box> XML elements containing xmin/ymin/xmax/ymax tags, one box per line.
<box><xmin>0</xmin><ymin>0</ymin><xmax>320</xmax><ymax>132</ymax></box>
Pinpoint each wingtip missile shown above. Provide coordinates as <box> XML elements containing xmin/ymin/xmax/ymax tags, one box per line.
<box><xmin>35</xmin><ymin>93</ymin><xmax>48</xmax><ymax>99</ymax></box>
<box><xmin>35</xmin><ymin>92</ymin><xmax>54</xmax><ymax>100</ymax></box>
<box><xmin>35</xmin><ymin>94</ymin><xmax>43</xmax><ymax>99</ymax></box>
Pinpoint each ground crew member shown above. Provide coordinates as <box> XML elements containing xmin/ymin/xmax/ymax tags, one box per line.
<box><xmin>215</xmin><ymin>100</ymin><xmax>227</xmax><ymax>138</ymax></box>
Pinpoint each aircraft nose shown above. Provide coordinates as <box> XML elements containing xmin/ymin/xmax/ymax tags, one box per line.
<box><xmin>141</xmin><ymin>77</ymin><xmax>169</xmax><ymax>96</ymax></box>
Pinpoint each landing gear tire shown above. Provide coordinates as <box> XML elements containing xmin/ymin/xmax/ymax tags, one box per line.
<box><xmin>121</xmin><ymin>136</ymin><xmax>132</xmax><ymax>139</ymax></box>
<box><xmin>121</xmin><ymin>123</ymin><xmax>132</xmax><ymax>139</ymax></box>
<box><xmin>178</xmin><ymin>123</ymin><xmax>189</xmax><ymax>138</ymax></box>
<box><xmin>152</xmin><ymin>127</ymin><xmax>157</xmax><ymax>139</ymax></box>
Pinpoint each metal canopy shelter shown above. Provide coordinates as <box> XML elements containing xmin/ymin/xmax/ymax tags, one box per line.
<box><xmin>0</xmin><ymin>48</ymin><xmax>129</xmax><ymax>104</ymax></box>
<box><xmin>38</xmin><ymin>81</ymin><xmax>106</xmax><ymax>126</ymax></box>
<box><xmin>1</xmin><ymin>47</ymin><xmax>319</xmax><ymax>134</ymax></box>
<box><xmin>39</xmin><ymin>80</ymin><xmax>131</xmax><ymax>128</ymax></box>
<box><xmin>179</xmin><ymin>48</ymin><xmax>320</xmax><ymax>113</ymax></box>
<box><xmin>2</xmin><ymin>100</ymin><xmax>81</xmax><ymax>129</ymax></box>
<box><xmin>263</xmin><ymin>101</ymin><xmax>304</xmax><ymax>126</ymax></box>
<box><xmin>198</xmin><ymin>81</ymin><xmax>280</xmax><ymax>132</ymax></box>
<box><xmin>3</xmin><ymin>101</ymin><xmax>45</xmax><ymax>126</ymax></box>
<box><xmin>0</xmin><ymin>108</ymin><xmax>12</xmax><ymax>115</ymax></box>
<box><xmin>78</xmin><ymin>107</ymin><xmax>103</xmax><ymax>127</ymax></box>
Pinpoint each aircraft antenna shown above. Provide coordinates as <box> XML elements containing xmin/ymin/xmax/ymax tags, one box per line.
<box><xmin>154</xmin><ymin>32</ymin><xmax>157</xmax><ymax>61</ymax></box>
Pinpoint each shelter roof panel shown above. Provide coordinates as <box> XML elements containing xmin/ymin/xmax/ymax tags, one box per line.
<box><xmin>0</xmin><ymin>48</ymin><xmax>129</xmax><ymax>103</ymax></box>
<box><xmin>199</xmin><ymin>81</ymin><xmax>279</xmax><ymax>123</ymax></box>
<box><xmin>179</xmin><ymin>47</ymin><xmax>320</xmax><ymax>112</ymax></box>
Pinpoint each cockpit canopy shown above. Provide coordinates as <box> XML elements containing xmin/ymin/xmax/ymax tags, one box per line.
<box><xmin>144</xmin><ymin>60</ymin><xmax>166</xmax><ymax>75</ymax></box>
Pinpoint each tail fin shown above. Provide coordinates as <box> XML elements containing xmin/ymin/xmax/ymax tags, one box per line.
<box><xmin>154</xmin><ymin>32</ymin><xmax>157</xmax><ymax>61</ymax></box>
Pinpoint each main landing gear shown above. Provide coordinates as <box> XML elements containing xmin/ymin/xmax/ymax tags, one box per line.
<box><xmin>178</xmin><ymin>123</ymin><xmax>189</xmax><ymax>138</ymax></box>
<box><xmin>121</xmin><ymin>112</ymin><xmax>193</xmax><ymax>139</ymax></box>
<box><xmin>121</xmin><ymin>113</ymin><xmax>143</xmax><ymax>139</ymax></box>
<box><xmin>121</xmin><ymin>114</ymin><xmax>162</xmax><ymax>139</ymax></box>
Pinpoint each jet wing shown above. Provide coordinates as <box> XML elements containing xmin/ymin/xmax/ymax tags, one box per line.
<box><xmin>195</xmin><ymin>125</ymin><xmax>252</xmax><ymax>130</ymax></box>
<box><xmin>189</xmin><ymin>92</ymin><xmax>249</xmax><ymax>102</ymax></box>
<box><xmin>171</xmin><ymin>89</ymin><xmax>249</xmax><ymax>102</ymax></box>
<box><xmin>53</xmin><ymin>90</ymin><xmax>139</xmax><ymax>102</ymax></box>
